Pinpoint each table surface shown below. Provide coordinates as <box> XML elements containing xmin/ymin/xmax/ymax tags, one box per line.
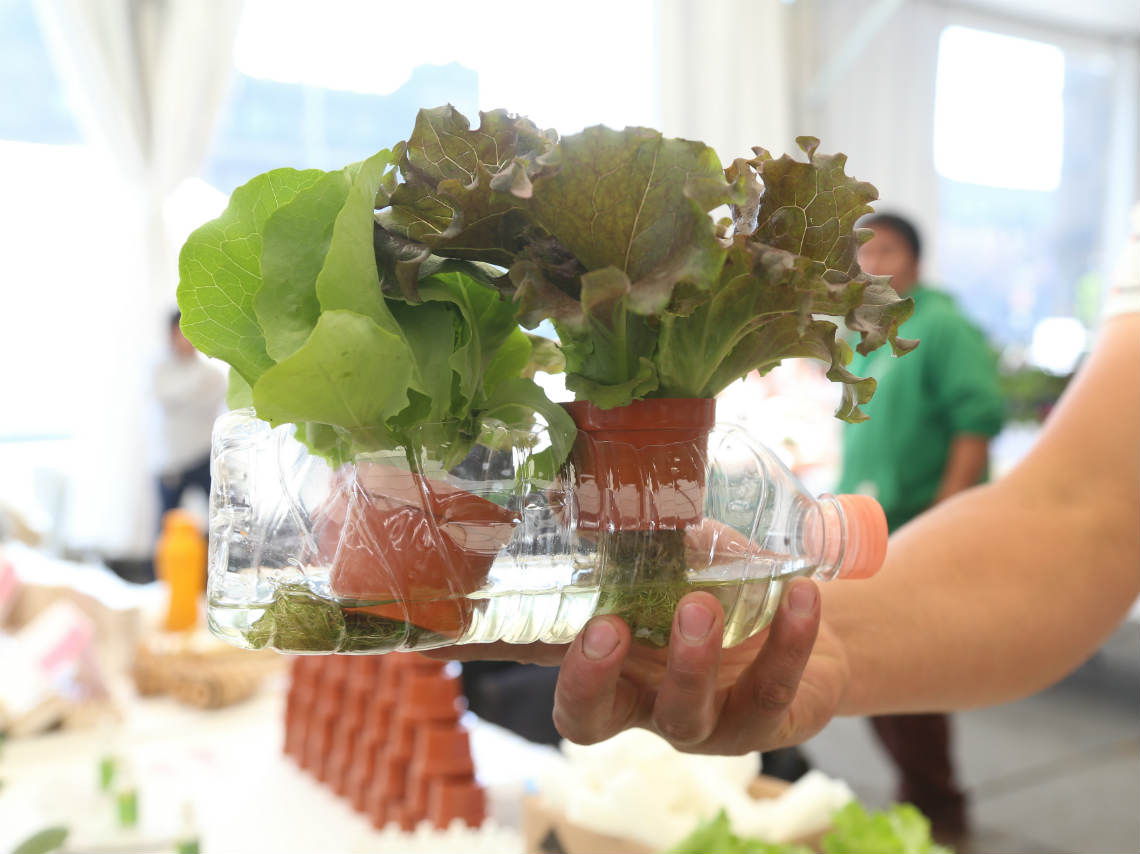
<box><xmin>0</xmin><ymin>675</ymin><xmax>564</xmax><ymax>854</ymax></box>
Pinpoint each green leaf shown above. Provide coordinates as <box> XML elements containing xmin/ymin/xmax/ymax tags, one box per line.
<box><xmin>251</xmin><ymin>310</ymin><xmax>413</xmax><ymax>450</ymax></box>
<box><xmin>847</xmin><ymin>274</ymin><xmax>920</xmax><ymax>356</ymax></box>
<box><xmin>668</xmin><ymin>810</ymin><xmax>812</xmax><ymax>854</ymax></box>
<box><xmin>529</xmin><ymin>125</ymin><xmax>729</xmax><ymax>314</ymax></box>
<box><xmin>564</xmin><ymin>355</ymin><xmax>659</xmax><ymax>409</ymax></box>
<box><xmin>12</xmin><ymin>826</ymin><xmax>69</xmax><ymax>854</ymax></box>
<box><xmin>294</xmin><ymin>422</ymin><xmax>352</xmax><ymax>468</ymax></box>
<box><xmin>256</xmin><ymin>169</ymin><xmax>351</xmax><ymax>360</ymax></box>
<box><xmin>751</xmin><ymin>138</ymin><xmax>877</xmax><ymax>284</ymax></box>
<box><xmin>656</xmin><ymin>241</ymin><xmax>878</xmax><ymax>419</ymax></box>
<box><xmin>225</xmin><ymin>367</ymin><xmax>254</xmax><ymax>410</ymax></box>
<box><xmin>482</xmin><ymin>376</ymin><xmax>577</xmax><ymax>465</ymax></box>
<box><xmin>551</xmin><ymin>267</ymin><xmax>660</xmax><ymax>402</ymax></box>
<box><xmin>373</xmin><ymin>224</ymin><xmax>433</xmax><ymax>300</ymax></box>
<box><xmin>483</xmin><ymin>328</ymin><xmax>534</xmax><ymax>394</ymax></box>
<box><xmin>417</xmin><ymin>270</ymin><xmax>524</xmax><ymax>408</ymax></box>
<box><xmin>652</xmin><ymin>137</ymin><xmax>916</xmax><ymax>414</ymax></box>
<box><xmin>379</xmin><ymin>106</ymin><xmax>555</xmax><ymax>267</ymax></box>
<box><xmin>178</xmin><ymin>168</ymin><xmax>324</xmax><ymax>385</ymax></box>
<box><xmin>512</xmin><ymin>258</ymin><xmax>587</xmax><ymax>332</ymax></box>
<box><xmin>668</xmin><ymin>809</ymin><xmax>735</xmax><ymax>854</ymax></box>
<box><xmin>522</xmin><ymin>333</ymin><xmax>565</xmax><ymax>377</ymax></box>
<box><xmin>822</xmin><ymin>803</ymin><xmax>950</xmax><ymax>854</ymax></box>
<box><xmin>315</xmin><ymin>149</ymin><xmax>402</xmax><ymax>337</ymax></box>
<box><xmin>386</xmin><ymin>298</ymin><xmax>459</xmax><ymax>422</ymax></box>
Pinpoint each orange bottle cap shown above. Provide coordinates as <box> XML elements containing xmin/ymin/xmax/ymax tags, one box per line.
<box><xmin>836</xmin><ymin>495</ymin><xmax>888</xmax><ymax>580</ymax></box>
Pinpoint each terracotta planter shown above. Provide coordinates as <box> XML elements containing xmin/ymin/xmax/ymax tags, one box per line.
<box><xmin>386</xmin><ymin>716</ymin><xmax>417</xmax><ymax>763</ymax></box>
<box><xmin>562</xmin><ymin>399</ymin><xmax>716</xmax><ymax>531</ymax></box>
<box><xmin>347</xmin><ymin>742</ymin><xmax>386</xmax><ymax>812</ymax></box>
<box><xmin>321</xmin><ymin>463</ymin><xmax>517</xmax><ymax>637</ymax></box>
<box><xmin>302</xmin><ymin>710</ymin><xmax>335</xmax><ymax>776</ymax></box>
<box><xmin>410</xmin><ymin>727</ymin><xmax>474</xmax><ymax>778</ymax></box>
<box><xmin>428</xmin><ymin>779</ymin><xmax>485</xmax><ymax>829</ymax></box>
<box><xmin>358</xmin><ymin>698</ymin><xmax>392</xmax><ymax>753</ymax></box>
<box><xmin>327</xmin><ymin>710</ymin><xmax>366</xmax><ymax>795</ymax></box>
<box><xmin>346</xmin><ymin>655</ymin><xmax>385</xmax><ymax>691</ymax></box>
<box><xmin>399</xmin><ymin>673</ymin><xmax>463</xmax><ymax>723</ymax></box>
<box><xmin>365</xmin><ymin>754</ymin><xmax>410</xmax><ymax>829</ymax></box>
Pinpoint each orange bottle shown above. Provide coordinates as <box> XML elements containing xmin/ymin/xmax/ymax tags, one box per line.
<box><xmin>156</xmin><ymin>510</ymin><xmax>206</xmax><ymax>631</ymax></box>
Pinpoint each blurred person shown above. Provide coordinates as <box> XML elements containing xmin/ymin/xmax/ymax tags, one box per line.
<box><xmin>153</xmin><ymin>311</ymin><xmax>225</xmax><ymax>522</ymax></box>
<box><xmin>835</xmin><ymin>213</ymin><xmax>1005</xmax><ymax>840</ymax></box>
<box><xmin>431</xmin><ymin>207</ymin><xmax>1138</xmax><ymax>840</ymax></box>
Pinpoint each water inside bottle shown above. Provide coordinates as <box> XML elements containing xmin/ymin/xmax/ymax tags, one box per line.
<box><xmin>207</xmin><ymin>554</ymin><xmax>809</xmax><ymax>654</ymax></box>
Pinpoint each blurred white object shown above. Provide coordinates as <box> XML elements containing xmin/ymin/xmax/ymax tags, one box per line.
<box><xmin>0</xmin><ymin>600</ymin><xmax>96</xmax><ymax>735</ymax></box>
<box><xmin>1029</xmin><ymin>316</ymin><xmax>1088</xmax><ymax>375</ymax></box>
<box><xmin>934</xmin><ymin>26</ymin><xmax>1064</xmax><ymax>191</ymax></box>
<box><xmin>539</xmin><ymin>728</ymin><xmax>853</xmax><ymax>851</ymax></box>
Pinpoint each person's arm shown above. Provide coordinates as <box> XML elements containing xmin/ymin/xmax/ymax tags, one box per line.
<box><xmin>827</xmin><ymin>313</ymin><xmax>1139</xmax><ymax>714</ymax></box>
<box><xmin>931</xmin><ymin>434</ymin><xmax>989</xmax><ymax>504</ymax></box>
<box><xmin>514</xmin><ymin>314</ymin><xmax>1137</xmax><ymax>752</ymax></box>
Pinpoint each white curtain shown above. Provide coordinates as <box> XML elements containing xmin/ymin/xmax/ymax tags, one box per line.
<box><xmin>656</xmin><ymin>0</ymin><xmax>797</xmax><ymax>164</ymax></box>
<box><xmin>789</xmin><ymin>0</ymin><xmax>945</xmax><ymax>275</ymax></box>
<box><xmin>34</xmin><ymin>0</ymin><xmax>241</xmax><ymax>557</ymax></box>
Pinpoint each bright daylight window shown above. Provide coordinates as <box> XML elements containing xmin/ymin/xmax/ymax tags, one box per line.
<box><xmin>934</xmin><ymin>26</ymin><xmax>1064</xmax><ymax>192</ymax></box>
<box><xmin>932</xmin><ymin>25</ymin><xmax>1115</xmax><ymax>366</ymax></box>
<box><xmin>201</xmin><ymin>0</ymin><xmax>657</xmax><ymax>197</ymax></box>
<box><xmin>0</xmin><ymin>0</ymin><xmax>87</xmax><ymax>442</ymax></box>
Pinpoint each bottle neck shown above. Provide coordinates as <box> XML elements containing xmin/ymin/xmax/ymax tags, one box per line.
<box><xmin>804</xmin><ymin>493</ymin><xmax>887</xmax><ymax>581</ymax></box>
<box><xmin>805</xmin><ymin>494</ymin><xmax>849</xmax><ymax>582</ymax></box>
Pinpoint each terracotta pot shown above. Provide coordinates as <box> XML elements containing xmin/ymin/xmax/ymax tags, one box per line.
<box><xmin>346</xmin><ymin>741</ymin><xmax>386</xmax><ymax>812</ymax></box>
<box><xmin>428</xmin><ymin>779</ymin><xmax>485</xmax><ymax>829</ymax></box>
<box><xmin>410</xmin><ymin>726</ymin><xmax>474</xmax><ymax>778</ymax></box>
<box><xmin>385</xmin><ymin>716</ymin><xmax>417</xmax><ymax>763</ymax></box>
<box><xmin>365</xmin><ymin>754</ymin><xmax>410</xmax><ymax>828</ymax></box>
<box><xmin>562</xmin><ymin>399</ymin><xmax>716</xmax><ymax>531</ymax></box>
<box><xmin>302</xmin><ymin>711</ymin><xmax>335</xmax><ymax>776</ymax></box>
<box><xmin>327</xmin><ymin>713</ymin><xmax>366</xmax><ymax>795</ymax></box>
<box><xmin>398</xmin><ymin>673</ymin><xmax>462</xmax><ymax>723</ymax></box>
<box><xmin>358</xmin><ymin>700</ymin><xmax>392</xmax><ymax>751</ymax></box>
<box><xmin>320</xmin><ymin>463</ymin><xmax>517</xmax><ymax>637</ymax></box>
<box><xmin>283</xmin><ymin>694</ymin><xmax>310</xmax><ymax>760</ymax></box>
<box><xmin>346</xmin><ymin>655</ymin><xmax>385</xmax><ymax>692</ymax></box>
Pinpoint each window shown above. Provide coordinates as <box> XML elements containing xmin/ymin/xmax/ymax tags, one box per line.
<box><xmin>932</xmin><ymin>25</ymin><xmax>1118</xmax><ymax>367</ymax></box>
<box><xmin>934</xmin><ymin>26</ymin><xmax>1064</xmax><ymax>192</ymax></box>
<box><xmin>0</xmin><ymin>0</ymin><xmax>79</xmax><ymax>144</ymax></box>
<box><xmin>202</xmin><ymin>0</ymin><xmax>657</xmax><ymax>194</ymax></box>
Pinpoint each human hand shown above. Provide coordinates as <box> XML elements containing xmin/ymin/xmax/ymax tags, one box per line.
<box><xmin>433</xmin><ymin>577</ymin><xmax>848</xmax><ymax>755</ymax></box>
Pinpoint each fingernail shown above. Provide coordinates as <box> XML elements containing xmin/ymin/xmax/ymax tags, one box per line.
<box><xmin>583</xmin><ymin>619</ymin><xmax>619</xmax><ymax>660</ymax></box>
<box><xmin>678</xmin><ymin>601</ymin><xmax>714</xmax><ymax>644</ymax></box>
<box><xmin>787</xmin><ymin>581</ymin><xmax>817</xmax><ymax>617</ymax></box>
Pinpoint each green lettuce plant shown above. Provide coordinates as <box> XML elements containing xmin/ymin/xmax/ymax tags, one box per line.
<box><xmin>178</xmin><ymin>105</ymin><xmax>914</xmax><ymax>650</ymax></box>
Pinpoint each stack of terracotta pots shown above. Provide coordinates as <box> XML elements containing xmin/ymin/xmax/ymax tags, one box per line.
<box><xmin>284</xmin><ymin>653</ymin><xmax>485</xmax><ymax>830</ymax></box>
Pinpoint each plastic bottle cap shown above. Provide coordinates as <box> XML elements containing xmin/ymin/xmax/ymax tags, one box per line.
<box><xmin>836</xmin><ymin>495</ymin><xmax>888</xmax><ymax>580</ymax></box>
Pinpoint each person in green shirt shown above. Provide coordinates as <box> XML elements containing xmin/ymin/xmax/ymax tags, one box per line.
<box><xmin>838</xmin><ymin>212</ymin><xmax>1005</xmax><ymax>844</ymax></box>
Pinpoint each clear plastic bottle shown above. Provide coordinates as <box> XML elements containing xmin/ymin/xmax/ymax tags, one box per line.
<box><xmin>207</xmin><ymin>408</ymin><xmax>886</xmax><ymax>653</ymax></box>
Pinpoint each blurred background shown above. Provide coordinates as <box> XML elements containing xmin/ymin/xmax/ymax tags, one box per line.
<box><xmin>0</xmin><ymin>1</ymin><xmax>1136</xmax><ymax>852</ymax></box>
<box><xmin>1</xmin><ymin>0</ymin><xmax>1136</xmax><ymax>565</ymax></box>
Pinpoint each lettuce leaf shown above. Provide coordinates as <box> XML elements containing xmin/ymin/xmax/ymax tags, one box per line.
<box><xmin>251</xmin><ymin>310</ymin><xmax>413</xmax><ymax>449</ymax></box>
<box><xmin>178</xmin><ymin>138</ymin><xmax>575</xmax><ymax>468</ymax></box>
<box><xmin>823</xmin><ymin>803</ymin><xmax>952</xmax><ymax>854</ymax></box>
<box><xmin>669</xmin><ymin>803</ymin><xmax>951</xmax><ymax>854</ymax></box>
<box><xmin>633</xmin><ymin>137</ymin><xmax>913</xmax><ymax>418</ymax></box>
<box><xmin>177</xmin><ymin>168</ymin><xmax>324</xmax><ymax>385</ymax></box>
<box><xmin>182</xmin><ymin>105</ymin><xmax>917</xmax><ymax>467</ymax></box>
<box><xmin>377</xmin><ymin>106</ymin><xmax>556</xmax><ymax>282</ymax></box>
<box><xmin>668</xmin><ymin>809</ymin><xmax>813</xmax><ymax>854</ymax></box>
<box><xmin>527</xmin><ymin>125</ymin><xmax>728</xmax><ymax>316</ymax></box>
